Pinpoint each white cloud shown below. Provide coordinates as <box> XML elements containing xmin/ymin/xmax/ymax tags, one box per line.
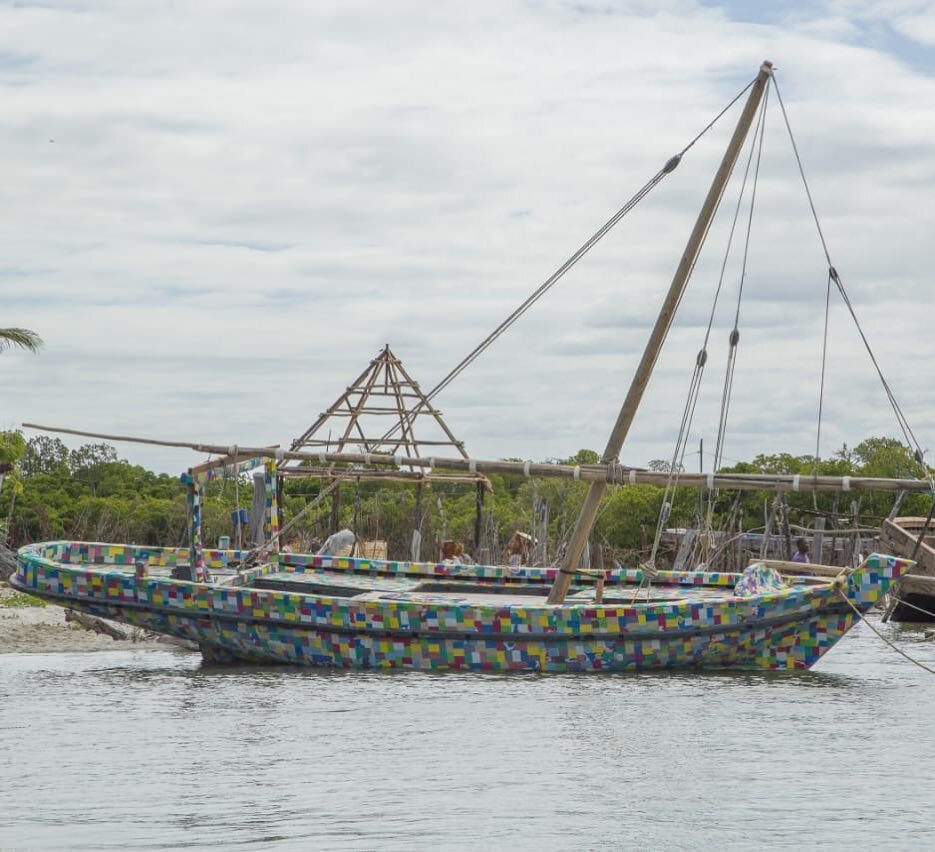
<box><xmin>1</xmin><ymin>0</ymin><xmax>933</xmax><ymax>477</ymax></box>
<box><xmin>821</xmin><ymin>0</ymin><xmax>935</xmax><ymax>46</ymax></box>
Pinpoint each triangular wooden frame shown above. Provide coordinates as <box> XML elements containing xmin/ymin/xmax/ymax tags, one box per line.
<box><xmin>286</xmin><ymin>345</ymin><xmax>469</xmax><ymax>462</ymax></box>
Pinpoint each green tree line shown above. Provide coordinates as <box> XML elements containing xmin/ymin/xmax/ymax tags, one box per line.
<box><xmin>1</xmin><ymin>432</ymin><xmax>931</xmax><ymax>564</ymax></box>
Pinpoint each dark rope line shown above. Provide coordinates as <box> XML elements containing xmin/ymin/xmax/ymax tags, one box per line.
<box><xmin>643</xmin><ymin>100</ymin><xmax>756</xmax><ymax>393</ymax></box>
<box><xmin>732</xmin><ymin>84</ymin><xmax>769</xmax><ymax>329</ymax></box>
<box><xmin>371</xmin><ymin>75</ymin><xmax>762</xmax><ymax>449</ymax></box>
<box><xmin>700</xmin><ymin>85</ymin><xmax>765</xmax><ymax>352</ymax></box>
<box><xmin>679</xmin><ymin>77</ymin><xmax>757</xmax><ymax>157</ymax></box>
<box><xmin>650</xmin><ymin>345</ymin><xmax>711</xmax><ymax>565</ymax></box>
<box><xmin>771</xmin><ymin>77</ymin><xmax>833</xmax><ymax>267</ymax></box>
<box><xmin>711</xmin><ymin>345</ymin><xmax>739</xmax><ymax>477</ymax></box>
<box><xmin>813</xmin><ymin>269</ymin><xmax>833</xmax><ymax>492</ymax></box>
<box><xmin>772</xmin><ymin>73</ymin><xmax>932</xmax><ymax>488</ymax></box>
<box><xmin>646</xmin><ymin>175</ymin><xmax>742</xmax><ymax>561</ymax></box>
<box><xmin>648</xmin><ymin>84</ymin><xmax>771</xmax><ymax>565</ymax></box>
<box><xmin>426</xmin><ymin>171</ymin><xmax>665</xmax><ymax>402</ymax></box>
<box><xmin>712</xmin><ymin>91</ymin><xmax>769</xmax><ymax>476</ymax></box>
<box><xmin>700</xmin><ymin>90</ymin><xmax>771</xmax><ymax>551</ymax></box>
<box><xmin>673</xmin><ymin>84</ymin><xmax>767</xmax><ymax>481</ymax></box>
<box><xmin>831</xmin><ymin>271</ymin><xmax>924</xmax><ymax>456</ymax></box>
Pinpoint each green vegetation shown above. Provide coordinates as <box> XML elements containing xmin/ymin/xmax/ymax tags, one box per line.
<box><xmin>719</xmin><ymin>437</ymin><xmax>932</xmax><ymax>522</ymax></box>
<box><xmin>0</xmin><ymin>591</ymin><xmax>48</xmax><ymax>608</ymax></box>
<box><xmin>4</xmin><ymin>435</ymin><xmax>192</xmax><ymax>546</ymax></box>
<box><xmin>0</xmin><ymin>432</ymin><xmax>929</xmax><ymax>564</ymax></box>
<box><xmin>0</xmin><ymin>327</ymin><xmax>43</xmax><ymax>353</ymax></box>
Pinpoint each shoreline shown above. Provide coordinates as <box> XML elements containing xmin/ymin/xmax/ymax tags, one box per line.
<box><xmin>0</xmin><ymin>584</ymin><xmax>195</xmax><ymax>655</ymax></box>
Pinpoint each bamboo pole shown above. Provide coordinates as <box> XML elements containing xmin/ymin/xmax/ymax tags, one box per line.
<box><xmin>546</xmin><ymin>60</ymin><xmax>775</xmax><ymax>603</ymax></box>
<box><xmin>277</xmin><ymin>467</ymin><xmax>490</xmax><ymax>486</ymax></box>
<box><xmin>780</xmin><ymin>494</ymin><xmax>793</xmax><ymax>560</ymax></box>
<box><xmin>760</xmin><ymin>494</ymin><xmax>781</xmax><ymax>558</ymax></box>
<box><xmin>22</xmin><ymin>423</ymin><xmax>935</xmax><ymax>492</ymax></box>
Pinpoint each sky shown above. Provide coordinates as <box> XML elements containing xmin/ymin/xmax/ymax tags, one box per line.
<box><xmin>1</xmin><ymin>0</ymin><xmax>934</xmax><ymax>475</ymax></box>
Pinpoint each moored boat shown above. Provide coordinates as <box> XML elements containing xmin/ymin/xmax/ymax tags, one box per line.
<box><xmin>12</xmin><ymin>541</ymin><xmax>910</xmax><ymax>670</ymax></box>
<box><xmin>880</xmin><ymin>516</ymin><xmax>935</xmax><ymax>622</ymax></box>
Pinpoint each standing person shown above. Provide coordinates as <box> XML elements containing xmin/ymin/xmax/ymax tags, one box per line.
<box><xmin>792</xmin><ymin>537</ymin><xmax>810</xmax><ymax>564</ymax></box>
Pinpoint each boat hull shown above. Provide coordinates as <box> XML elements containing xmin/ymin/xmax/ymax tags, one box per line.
<box><xmin>881</xmin><ymin>517</ymin><xmax>935</xmax><ymax>621</ymax></box>
<box><xmin>13</xmin><ymin>542</ymin><xmax>908</xmax><ymax>672</ymax></box>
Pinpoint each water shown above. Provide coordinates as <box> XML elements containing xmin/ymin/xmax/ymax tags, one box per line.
<box><xmin>2</xmin><ymin>617</ymin><xmax>935</xmax><ymax>850</ymax></box>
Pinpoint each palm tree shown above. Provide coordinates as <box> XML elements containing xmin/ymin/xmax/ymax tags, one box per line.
<box><xmin>0</xmin><ymin>328</ymin><xmax>43</xmax><ymax>353</ymax></box>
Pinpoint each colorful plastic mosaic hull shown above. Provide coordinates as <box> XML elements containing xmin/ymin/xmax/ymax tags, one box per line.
<box><xmin>13</xmin><ymin>542</ymin><xmax>910</xmax><ymax>672</ymax></box>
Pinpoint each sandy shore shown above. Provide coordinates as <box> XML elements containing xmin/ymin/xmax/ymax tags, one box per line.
<box><xmin>0</xmin><ymin>584</ymin><xmax>194</xmax><ymax>654</ymax></box>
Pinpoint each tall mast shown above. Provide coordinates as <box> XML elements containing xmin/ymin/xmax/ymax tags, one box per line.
<box><xmin>546</xmin><ymin>60</ymin><xmax>774</xmax><ymax>604</ymax></box>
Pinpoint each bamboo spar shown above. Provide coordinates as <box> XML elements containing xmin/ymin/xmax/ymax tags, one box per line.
<box><xmin>19</xmin><ymin>423</ymin><xmax>934</xmax><ymax>492</ymax></box>
<box><xmin>545</xmin><ymin>60</ymin><xmax>774</xmax><ymax>604</ymax></box>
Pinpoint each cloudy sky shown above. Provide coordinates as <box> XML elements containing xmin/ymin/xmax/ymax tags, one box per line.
<box><xmin>2</xmin><ymin>0</ymin><xmax>934</xmax><ymax>475</ymax></box>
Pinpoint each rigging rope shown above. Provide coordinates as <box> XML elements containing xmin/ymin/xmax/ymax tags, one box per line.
<box><xmin>888</xmin><ymin>594</ymin><xmax>935</xmax><ymax>622</ymax></box>
<box><xmin>837</xmin><ymin>590</ymin><xmax>935</xmax><ymax>675</ymax></box>
<box><xmin>371</xmin><ymin>77</ymin><xmax>760</xmax><ymax>448</ymax></box>
<box><xmin>710</xmin><ymin>84</ymin><xmax>769</xmax><ymax>477</ymax></box>
<box><xmin>643</xmin><ymin>81</ymin><xmax>771</xmax><ymax>576</ymax></box>
<box><xmin>812</xmin><ymin>269</ymin><xmax>833</xmax><ymax>501</ymax></box>
<box><xmin>771</xmin><ymin>73</ymin><xmax>933</xmax><ymax>492</ymax></box>
<box><xmin>234</xmin><ymin>462</ymin><xmax>242</xmax><ymax>550</ymax></box>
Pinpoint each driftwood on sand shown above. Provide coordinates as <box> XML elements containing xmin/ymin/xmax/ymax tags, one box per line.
<box><xmin>0</xmin><ymin>546</ymin><xmax>16</xmax><ymax>581</ymax></box>
<box><xmin>64</xmin><ymin>609</ymin><xmax>130</xmax><ymax>641</ymax></box>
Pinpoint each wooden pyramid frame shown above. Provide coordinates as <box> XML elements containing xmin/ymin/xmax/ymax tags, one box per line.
<box><xmin>282</xmin><ymin>345</ymin><xmax>480</xmax><ymax>484</ymax></box>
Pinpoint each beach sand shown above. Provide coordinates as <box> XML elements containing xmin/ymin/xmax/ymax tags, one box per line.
<box><xmin>0</xmin><ymin>584</ymin><xmax>193</xmax><ymax>654</ymax></box>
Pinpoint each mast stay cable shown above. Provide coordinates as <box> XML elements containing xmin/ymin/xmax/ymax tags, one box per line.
<box><xmin>696</xmin><ymin>84</ymin><xmax>771</xmax><ymax>564</ymax></box>
<box><xmin>771</xmin><ymin>74</ymin><xmax>933</xmax><ymax>492</ymax></box>
<box><xmin>363</xmin><ymin>77</ymin><xmax>760</xmax><ymax>452</ymax></box>
<box><xmin>643</xmin><ymin>82</ymin><xmax>771</xmax><ymax>573</ymax></box>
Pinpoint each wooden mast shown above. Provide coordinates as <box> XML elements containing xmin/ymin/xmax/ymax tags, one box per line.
<box><xmin>546</xmin><ymin>60</ymin><xmax>774</xmax><ymax>604</ymax></box>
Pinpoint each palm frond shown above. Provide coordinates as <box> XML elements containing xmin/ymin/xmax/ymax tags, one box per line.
<box><xmin>0</xmin><ymin>328</ymin><xmax>44</xmax><ymax>353</ymax></box>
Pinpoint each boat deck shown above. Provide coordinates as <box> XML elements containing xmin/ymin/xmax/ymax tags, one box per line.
<box><xmin>247</xmin><ymin>569</ymin><xmax>745</xmax><ymax>605</ymax></box>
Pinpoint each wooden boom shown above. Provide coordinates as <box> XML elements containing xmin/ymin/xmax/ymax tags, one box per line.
<box><xmin>21</xmin><ymin>423</ymin><xmax>933</xmax><ymax>493</ymax></box>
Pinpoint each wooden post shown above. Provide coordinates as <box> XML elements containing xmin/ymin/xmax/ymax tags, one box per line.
<box><xmin>329</xmin><ymin>480</ymin><xmax>340</xmax><ymax>535</ymax></box>
<box><xmin>474</xmin><ymin>480</ymin><xmax>484</xmax><ymax>552</ymax></box>
<box><xmin>760</xmin><ymin>494</ymin><xmax>781</xmax><ymax>559</ymax></box>
<box><xmin>276</xmin><ymin>473</ymin><xmax>285</xmax><ymax>545</ymax></box>
<box><xmin>888</xmin><ymin>490</ymin><xmax>908</xmax><ymax>521</ymax></box>
<box><xmin>352</xmin><ymin>476</ymin><xmax>361</xmax><ymax>557</ymax></box>
<box><xmin>540</xmin><ymin>499</ymin><xmax>550</xmax><ymax>565</ymax></box>
<box><xmin>412</xmin><ymin>481</ymin><xmax>423</xmax><ymax>561</ymax></box>
<box><xmin>829</xmin><ymin>493</ymin><xmax>840</xmax><ymax>565</ymax></box>
<box><xmin>850</xmin><ymin>499</ymin><xmax>861</xmax><ymax>568</ymax></box>
<box><xmin>263</xmin><ymin>461</ymin><xmax>280</xmax><ymax>552</ymax></box>
<box><xmin>780</xmin><ymin>494</ymin><xmax>793</xmax><ymax>561</ymax></box>
<box><xmin>673</xmin><ymin>528</ymin><xmax>696</xmax><ymax>571</ymax></box>
<box><xmin>812</xmin><ymin>516</ymin><xmax>825</xmax><ymax>565</ymax></box>
<box><xmin>546</xmin><ymin>60</ymin><xmax>773</xmax><ymax>603</ymax></box>
<box><xmin>186</xmin><ymin>480</ymin><xmax>205</xmax><ymax>581</ymax></box>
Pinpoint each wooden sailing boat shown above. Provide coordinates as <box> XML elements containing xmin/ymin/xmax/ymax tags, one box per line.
<box><xmin>880</xmin><ymin>516</ymin><xmax>935</xmax><ymax>622</ymax></box>
<box><xmin>11</xmin><ymin>61</ymin><xmax>917</xmax><ymax>670</ymax></box>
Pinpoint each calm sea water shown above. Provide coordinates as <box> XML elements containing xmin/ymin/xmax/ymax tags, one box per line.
<box><xmin>2</xmin><ymin>617</ymin><xmax>935</xmax><ymax>850</ymax></box>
